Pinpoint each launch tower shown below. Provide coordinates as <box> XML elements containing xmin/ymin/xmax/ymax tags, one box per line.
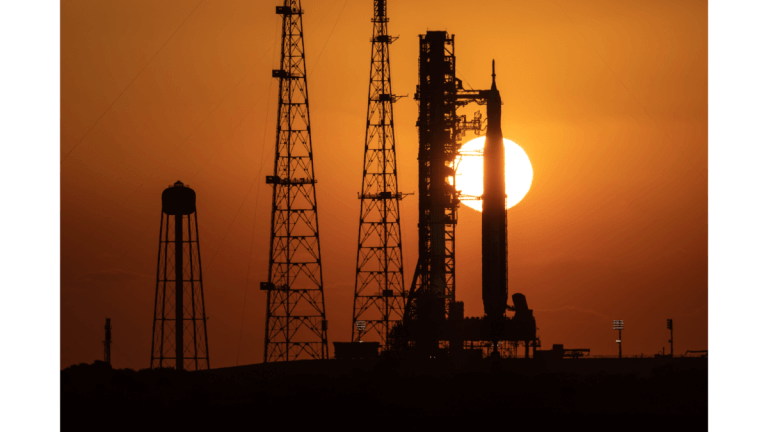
<box><xmin>405</xmin><ymin>31</ymin><xmax>486</xmax><ymax>354</ymax></box>
<box><xmin>403</xmin><ymin>32</ymin><xmax>537</xmax><ymax>359</ymax></box>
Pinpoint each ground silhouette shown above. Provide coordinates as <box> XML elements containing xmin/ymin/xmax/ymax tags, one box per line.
<box><xmin>61</xmin><ymin>357</ymin><xmax>706</xmax><ymax>430</ymax></box>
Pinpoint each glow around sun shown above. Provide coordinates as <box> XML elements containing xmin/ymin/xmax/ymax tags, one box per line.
<box><xmin>455</xmin><ymin>136</ymin><xmax>533</xmax><ymax>212</ymax></box>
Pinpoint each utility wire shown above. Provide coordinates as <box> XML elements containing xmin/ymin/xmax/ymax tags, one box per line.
<box><xmin>306</xmin><ymin>0</ymin><xmax>341</xmax><ymax>41</ymax></box>
<box><xmin>235</xmin><ymin>16</ymin><xmax>281</xmax><ymax>366</ymax></box>
<box><xmin>82</xmin><ymin>1</ymin><xmax>346</xmax><ymax>272</ymax></box>
<box><xmin>200</xmin><ymin>12</ymin><xmax>284</xmax><ymax>275</ymax></box>
<box><xmin>65</xmin><ymin>11</ymin><xmax>271</xmax><ymax>271</ymax></box>
<box><xmin>61</xmin><ymin>0</ymin><xmax>206</xmax><ymax>163</ymax></box>
<box><xmin>112</xmin><ymin>45</ymin><xmax>278</xmax><ymax>273</ymax></box>
<box><xmin>67</xmin><ymin>40</ymin><xmax>277</xmax><ymax>271</ymax></box>
<box><xmin>104</xmin><ymin>48</ymin><xmax>277</xmax><ymax>274</ymax></box>
<box><xmin>551</xmin><ymin>0</ymin><xmax>705</xmax><ymax>177</ymax></box>
<box><xmin>64</xmin><ymin>0</ymin><xmax>349</xmax><ymax>369</ymax></box>
<box><xmin>308</xmin><ymin>0</ymin><xmax>349</xmax><ymax>78</ymax></box>
<box><xmin>456</xmin><ymin>70</ymin><xmax>474</xmax><ymax>90</ymax></box>
<box><xmin>233</xmin><ymin>124</ymin><xmax>273</xmax><ymax>366</ymax></box>
<box><xmin>234</xmin><ymin>1</ymin><xmax>354</xmax><ymax>364</ymax></box>
<box><xmin>112</xmin><ymin>343</ymin><xmax>137</xmax><ymax>367</ymax></box>
<box><xmin>232</xmin><ymin>3</ymin><xmax>349</xmax><ymax>363</ymax></box>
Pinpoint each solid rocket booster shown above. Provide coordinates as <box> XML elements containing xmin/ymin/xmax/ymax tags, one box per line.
<box><xmin>482</xmin><ymin>60</ymin><xmax>508</xmax><ymax>322</ymax></box>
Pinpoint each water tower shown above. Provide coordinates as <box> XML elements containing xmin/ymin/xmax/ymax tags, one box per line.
<box><xmin>150</xmin><ymin>181</ymin><xmax>210</xmax><ymax>370</ymax></box>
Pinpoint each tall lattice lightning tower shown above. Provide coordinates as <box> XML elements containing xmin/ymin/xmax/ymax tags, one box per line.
<box><xmin>351</xmin><ymin>0</ymin><xmax>406</xmax><ymax>349</ymax></box>
<box><xmin>262</xmin><ymin>0</ymin><xmax>328</xmax><ymax>362</ymax></box>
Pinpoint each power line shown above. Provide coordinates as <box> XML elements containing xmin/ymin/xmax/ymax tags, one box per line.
<box><xmin>61</xmin><ymin>0</ymin><xmax>206</xmax><ymax>163</ymax></box>
<box><xmin>65</xmin><ymin>42</ymin><xmax>277</xmax><ymax>274</ymax></box>
<box><xmin>236</xmin><ymin>16</ymin><xmax>282</xmax><ymax>366</ymax></box>
<box><xmin>68</xmin><ymin>1</ymin><xmax>344</xmax><ymax>281</ymax></box>
<box><xmin>201</xmin><ymin>15</ymin><xmax>283</xmax><ymax>274</ymax></box>
<box><xmin>308</xmin><ymin>0</ymin><xmax>349</xmax><ymax>78</ymax></box>
<box><xmin>551</xmin><ymin>0</ymin><xmax>705</xmax><ymax>178</ymax></box>
<box><xmin>456</xmin><ymin>70</ymin><xmax>474</xmax><ymax>90</ymax></box>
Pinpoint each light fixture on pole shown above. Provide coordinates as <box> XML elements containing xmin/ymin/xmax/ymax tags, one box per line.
<box><xmin>667</xmin><ymin>319</ymin><xmax>673</xmax><ymax>357</ymax></box>
<box><xmin>613</xmin><ymin>320</ymin><xmax>624</xmax><ymax>358</ymax></box>
<box><xmin>355</xmin><ymin>320</ymin><xmax>367</xmax><ymax>342</ymax></box>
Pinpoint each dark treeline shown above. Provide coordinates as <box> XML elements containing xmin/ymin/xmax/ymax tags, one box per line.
<box><xmin>61</xmin><ymin>358</ymin><xmax>706</xmax><ymax>430</ymax></box>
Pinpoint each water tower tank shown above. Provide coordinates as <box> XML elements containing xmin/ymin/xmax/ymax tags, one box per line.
<box><xmin>161</xmin><ymin>181</ymin><xmax>196</xmax><ymax>215</ymax></box>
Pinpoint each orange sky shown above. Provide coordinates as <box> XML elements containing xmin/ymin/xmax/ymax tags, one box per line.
<box><xmin>61</xmin><ymin>0</ymin><xmax>707</xmax><ymax>369</ymax></box>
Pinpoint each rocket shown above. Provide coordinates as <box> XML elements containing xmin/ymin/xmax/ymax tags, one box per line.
<box><xmin>482</xmin><ymin>60</ymin><xmax>508</xmax><ymax>324</ymax></box>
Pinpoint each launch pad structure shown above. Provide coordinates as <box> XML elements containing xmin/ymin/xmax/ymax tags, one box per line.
<box><xmin>126</xmin><ymin>2</ymin><xmax>699</xmax><ymax>372</ymax></box>
<box><xmin>399</xmin><ymin>31</ymin><xmax>538</xmax><ymax>360</ymax></box>
<box><xmin>258</xmin><ymin>4</ymin><xmax>537</xmax><ymax>363</ymax></box>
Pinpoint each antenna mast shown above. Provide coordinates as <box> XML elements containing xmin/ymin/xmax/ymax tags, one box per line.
<box><xmin>103</xmin><ymin>318</ymin><xmax>112</xmax><ymax>366</ymax></box>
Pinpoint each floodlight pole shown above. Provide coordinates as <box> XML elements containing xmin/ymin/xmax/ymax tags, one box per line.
<box><xmin>669</xmin><ymin>328</ymin><xmax>673</xmax><ymax>356</ymax></box>
<box><xmin>667</xmin><ymin>319</ymin><xmax>674</xmax><ymax>357</ymax></box>
<box><xmin>354</xmin><ymin>321</ymin><xmax>367</xmax><ymax>342</ymax></box>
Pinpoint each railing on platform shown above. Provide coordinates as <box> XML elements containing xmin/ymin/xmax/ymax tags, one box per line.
<box><xmin>587</xmin><ymin>354</ymin><xmax>706</xmax><ymax>359</ymax></box>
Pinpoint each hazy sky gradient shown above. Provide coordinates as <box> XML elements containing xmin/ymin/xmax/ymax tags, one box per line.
<box><xmin>61</xmin><ymin>0</ymin><xmax>707</xmax><ymax>369</ymax></box>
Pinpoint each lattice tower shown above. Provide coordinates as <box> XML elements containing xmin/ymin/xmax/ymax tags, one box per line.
<box><xmin>262</xmin><ymin>0</ymin><xmax>328</xmax><ymax>362</ymax></box>
<box><xmin>351</xmin><ymin>0</ymin><xmax>406</xmax><ymax>349</ymax></box>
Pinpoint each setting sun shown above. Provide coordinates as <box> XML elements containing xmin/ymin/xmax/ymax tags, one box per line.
<box><xmin>455</xmin><ymin>136</ymin><xmax>533</xmax><ymax>211</ymax></box>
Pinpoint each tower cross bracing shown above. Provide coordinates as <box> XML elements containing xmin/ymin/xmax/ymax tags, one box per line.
<box><xmin>262</xmin><ymin>0</ymin><xmax>328</xmax><ymax>362</ymax></box>
<box><xmin>351</xmin><ymin>0</ymin><xmax>406</xmax><ymax>349</ymax></box>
